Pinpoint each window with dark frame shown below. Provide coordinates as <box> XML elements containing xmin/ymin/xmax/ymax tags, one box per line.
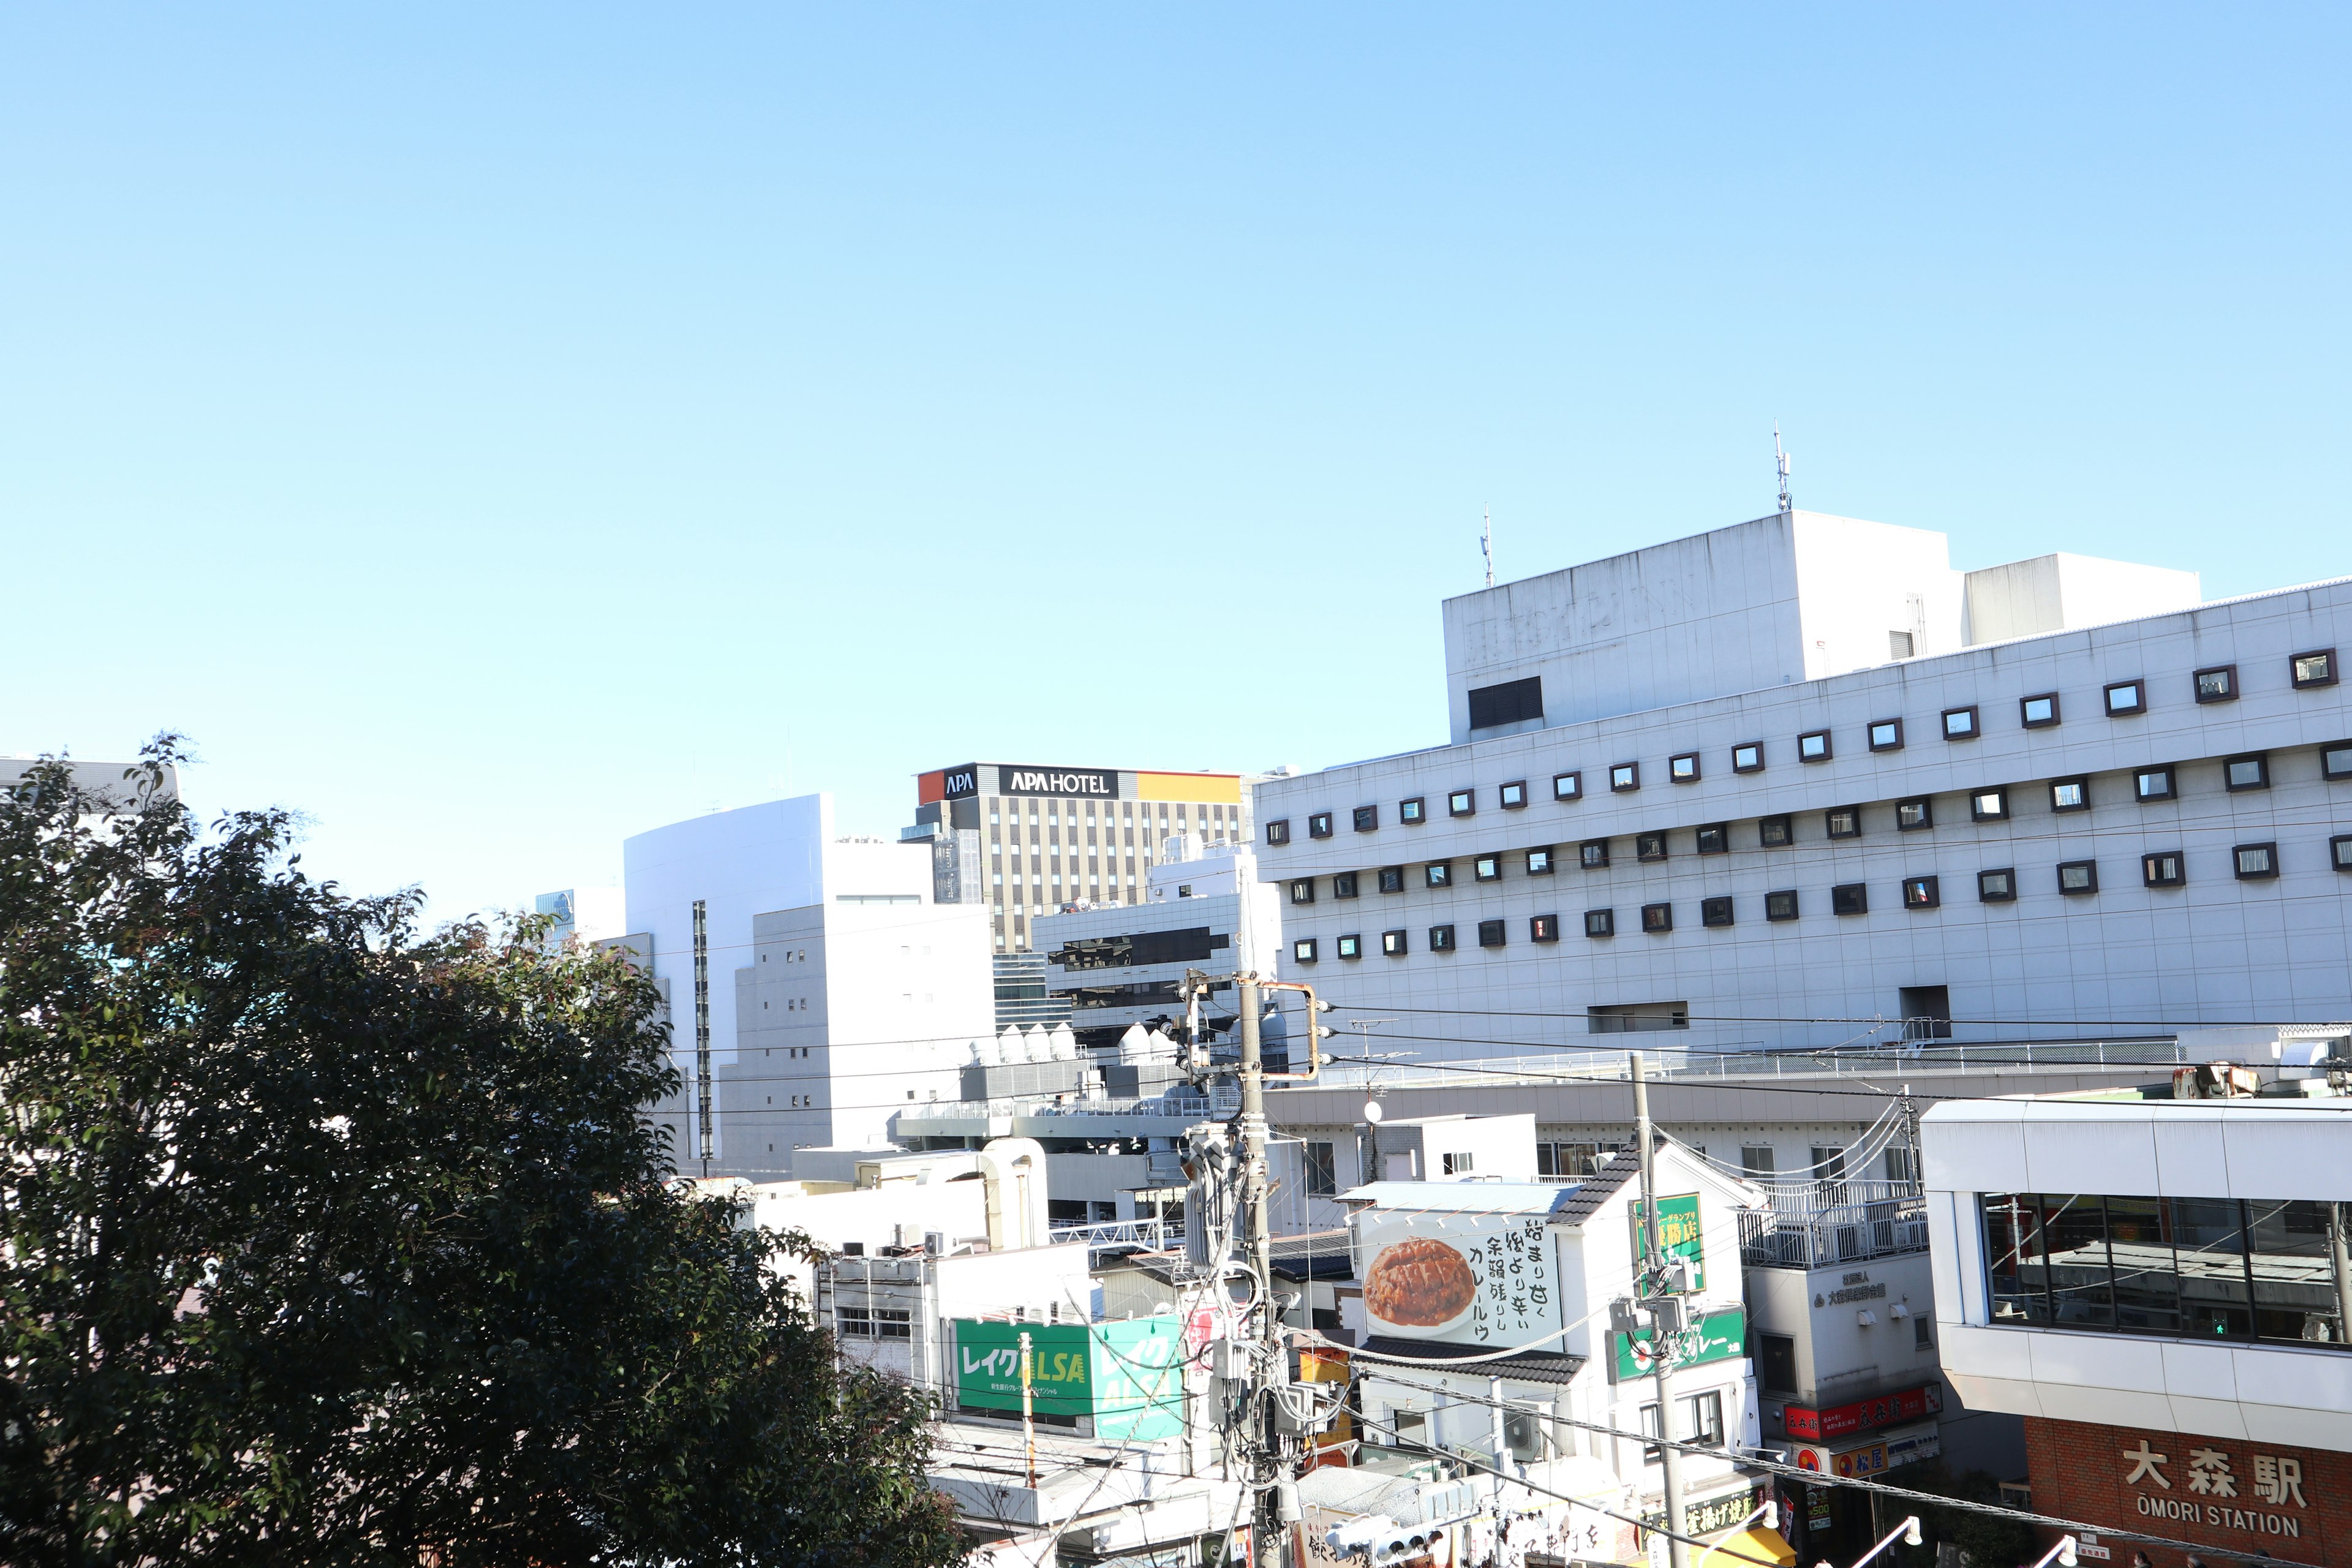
<box><xmin>1943</xmin><ymin>706</ymin><xmax>1980</xmax><ymax>740</ymax></box>
<box><xmin>2050</xmin><ymin>777</ymin><xmax>2090</xmax><ymax>812</ymax></box>
<box><xmin>2057</xmin><ymin>860</ymin><xmax>2098</xmax><ymax>895</ymax></box>
<box><xmin>1902</xmin><ymin>875</ymin><xmax>1940</xmax><ymax>910</ymax></box>
<box><xmin>1526</xmin><ymin>846</ymin><xmax>1555</xmax><ymax>875</ymax></box>
<box><xmin>2195</xmin><ymin>665</ymin><xmax>2238</xmax><ymax>704</ymax></box>
<box><xmin>1610</xmin><ymin>762</ymin><xmax>1640</xmax><ymax>793</ymax></box>
<box><xmin>1336</xmin><ymin>933</ymin><xmax>1362</xmax><ymax>959</ymax></box>
<box><xmin>1530</xmin><ymin>914</ymin><xmax>1560</xmax><ymax>943</ymax></box>
<box><xmin>1584</xmin><ymin>908</ymin><xmax>1614</xmax><ymax>938</ymax></box>
<box><xmin>2105</xmin><ymin>679</ymin><xmax>2146</xmax><ymax>716</ymax></box>
<box><xmin>1381</xmin><ymin>929</ymin><xmax>1409</xmax><ymax>957</ymax></box>
<box><xmin>1474</xmin><ymin>853</ymin><xmax>1502</xmax><ymax>882</ymax></box>
<box><xmin>1477</xmin><ymin>919</ymin><xmax>1506</xmax><ymax>949</ymax></box>
<box><xmin>1499</xmin><ymin>780</ymin><xmax>1528</xmax><ymax>809</ymax></box>
<box><xmin>1831</xmin><ymin>883</ymin><xmax>1868</xmax><ymax>916</ymax></box>
<box><xmin>1635</xmin><ymin>831</ymin><xmax>1668</xmax><ymax>862</ymax></box>
<box><xmin>2135</xmin><ymin>766</ymin><xmax>2177</xmax><ymax>802</ymax></box>
<box><xmin>1552</xmin><ymin>772</ymin><xmax>1581</xmax><ymax>802</ymax></box>
<box><xmin>2334</xmin><ymin>835</ymin><xmax>2352</xmax><ymax>873</ymax></box>
<box><xmin>1292</xmin><ymin>938</ymin><xmax>1318</xmax><ymax>963</ymax></box>
<box><xmin>1869</xmin><ymin>718</ymin><xmax>1904</xmax><ymax>752</ymax></box>
<box><xmin>2323</xmin><ymin>741</ymin><xmax>2352</xmax><ymax>781</ymax></box>
<box><xmin>1732</xmin><ymin>742</ymin><xmax>1764</xmax><ymax>773</ymax></box>
<box><xmin>1429</xmin><ymin>923</ymin><xmax>1458</xmax><ymax>950</ymax></box>
<box><xmin>1758</xmin><ymin>813</ymin><xmax>1793</xmax><ymax>848</ymax></box>
<box><xmin>1308</xmin><ymin>812</ymin><xmax>1333</xmax><ymax>839</ymax></box>
<box><xmin>1379</xmin><ymin>866</ymin><xmax>1406</xmax><ymax>894</ymax></box>
<box><xmin>1289</xmin><ymin>879</ymin><xmax>1315</xmax><ymax>905</ymax></box>
<box><xmin>1970</xmin><ymin>787</ymin><xmax>2009</xmax><ymax>822</ymax></box>
<box><xmin>1825</xmin><ymin>806</ymin><xmax>1861</xmax><ymax>839</ymax></box>
<box><xmin>1798</xmin><ymin>730</ymin><xmax>1831</xmax><ymax>762</ymax></box>
<box><xmin>1580</xmin><ymin>839</ymin><xmax>1610</xmax><ymax>869</ymax></box>
<box><xmin>1701</xmin><ymin>895</ymin><xmax>1733</xmax><ymax>927</ymax></box>
<box><xmin>1353</xmin><ymin>805</ymin><xmax>1379</xmax><ymax>832</ymax></box>
<box><xmin>1400</xmin><ymin>797</ymin><xmax>1426</xmax><ymax>824</ymax></box>
<box><xmin>1640</xmin><ymin>902</ymin><xmax>1673</xmax><ymax>933</ymax></box>
<box><xmin>1695</xmin><ymin>823</ymin><xmax>1728</xmax><ymax>854</ymax></box>
<box><xmin>1897</xmin><ymin>797</ymin><xmax>1934</xmax><ymax>831</ymax></box>
<box><xmin>1978</xmin><ymin>867</ymin><xmax>2016</xmax><ymax>902</ymax></box>
<box><xmin>2234</xmin><ymin>842</ymin><xmax>2278</xmax><ymax>880</ymax></box>
<box><xmin>1333</xmin><ymin>872</ymin><xmax>1359</xmax><ymax>899</ymax></box>
<box><xmin>1425</xmin><ymin>862</ymin><xmax>1452</xmax><ymax>888</ymax></box>
<box><xmin>2143</xmin><ymin>851</ymin><xmax>2185</xmax><ymax>888</ymax></box>
<box><xmin>1765</xmin><ymin>889</ymin><xmax>1799</xmax><ymax>921</ymax></box>
<box><xmin>1669</xmin><ymin>753</ymin><xmax>1701</xmax><ymax>783</ymax></box>
<box><xmin>2022</xmin><ymin>693</ymin><xmax>2060</xmax><ymax>728</ymax></box>
<box><xmin>1448</xmin><ymin>788</ymin><xmax>1476</xmax><ymax>817</ymax></box>
<box><xmin>1265</xmin><ymin>819</ymin><xmax>1291</xmax><ymax>846</ymax></box>
<box><xmin>2293</xmin><ymin>649</ymin><xmax>2339</xmax><ymax>689</ymax></box>
<box><xmin>2225</xmin><ymin>753</ymin><xmax>2270</xmax><ymax>792</ymax></box>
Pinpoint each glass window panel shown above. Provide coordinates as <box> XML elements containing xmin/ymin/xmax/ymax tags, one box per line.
<box><xmin>2104</xmin><ymin>1196</ymin><xmax>2184</xmax><ymax>1334</ymax></box>
<box><xmin>2169</xmin><ymin>1197</ymin><xmax>2255</xmax><ymax>1340</ymax></box>
<box><xmin>2247</xmin><ymin>1199</ymin><xmax>2345</xmax><ymax>1345</ymax></box>
<box><xmin>1982</xmin><ymin>1193</ymin><xmax>2054</xmax><ymax>1325</ymax></box>
<box><xmin>2043</xmin><ymin>1194</ymin><xmax>2116</xmax><ymax>1329</ymax></box>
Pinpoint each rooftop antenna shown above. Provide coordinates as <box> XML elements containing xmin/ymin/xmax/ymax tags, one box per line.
<box><xmin>1774</xmin><ymin>424</ymin><xmax>1793</xmax><ymax>516</ymax></box>
<box><xmin>1480</xmin><ymin>505</ymin><xmax>1494</xmax><ymax>589</ymax></box>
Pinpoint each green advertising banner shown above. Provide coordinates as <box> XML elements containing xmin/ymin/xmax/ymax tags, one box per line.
<box><xmin>952</xmin><ymin>1318</ymin><xmax>1186</xmax><ymax>1439</ymax></box>
<box><xmin>1630</xmin><ymin>1193</ymin><xmax>1706</xmax><ymax>1290</ymax></box>
<box><xmin>1610</xmin><ymin>1305</ymin><xmax>1746</xmax><ymax>1381</ymax></box>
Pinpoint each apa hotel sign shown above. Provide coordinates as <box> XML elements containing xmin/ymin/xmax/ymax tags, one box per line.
<box><xmin>997</xmin><ymin>764</ymin><xmax>1118</xmax><ymax>799</ymax></box>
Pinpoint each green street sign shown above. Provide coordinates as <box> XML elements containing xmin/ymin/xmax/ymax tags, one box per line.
<box><xmin>1630</xmin><ymin>1193</ymin><xmax>1705</xmax><ymax>1291</ymax></box>
<box><xmin>1611</xmin><ymin>1305</ymin><xmax>1746</xmax><ymax>1381</ymax></box>
<box><xmin>952</xmin><ymin>1318</ymin><xmax>1186</xmax><ymax>1440</ymax></box>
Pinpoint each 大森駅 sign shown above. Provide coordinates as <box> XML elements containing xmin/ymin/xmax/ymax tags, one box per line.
<box><xmin>1784</xmin><ymin>1384</ymin><xmax>1942</xmax><ymax>1441</ymax></box>
<box><xmin>1611</xmin><ymin>1306</ymin><xmax>1746</xmax><ymax>1381</ymax></box>
<box><xmin>1630</xmin><ymin>1194</ymin><xmax>1706</xmax><ymax>1291</ymax></box>
<box><xmin>996</xmin><ymin>765</ymin><xmax>1119</xmax><ymax>799</ymax></box>
<box><xmin>1357</xmin><ymin>1209</ymin><xmax>1564</xmax><ymax>1348</ymax></box>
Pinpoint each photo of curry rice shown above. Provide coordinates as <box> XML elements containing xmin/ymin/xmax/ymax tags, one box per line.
<box><xmin>1363</xmin><ymin>1237</ymin><xmax>1479</xmax><ymax>1327</ymax></box>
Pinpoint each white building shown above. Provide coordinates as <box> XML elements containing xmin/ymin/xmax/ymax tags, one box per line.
<box><xmin>1254</xmin><ymin>510</ymin><xmax>2352</xmax><ymax>1055</ymax></box>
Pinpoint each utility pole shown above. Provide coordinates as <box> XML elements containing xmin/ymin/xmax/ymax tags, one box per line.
<box><xmin>1238</xmin><ymin>973</ymin><xmax>1285</xmax><ymax>1568</ymax></box>
<box><xmin>1633</xmin><ymin>1052</ymin><xmax>1688</xmax><ymax>1568</ymax></box>
<box><xmin>1899</xmin><ymin>1083</ymin><xmax>1923</xmax><ymax>1190</ymax></box>
<box><xmin>693</xmin><ymin>898</ymin><xmax>712</xmax><ymax>1177</ymax></box>
<box><xmin>1019</xmin><ymin>1328</ymin><xmax>1038</xmax><ymax>1489</ymax></box>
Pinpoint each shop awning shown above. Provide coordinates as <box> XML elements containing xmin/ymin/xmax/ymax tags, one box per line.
<box><xmin>1705</xmin><ymin>1525</ymin><xmax>1796</xmax><ymax>1568</ymax></box>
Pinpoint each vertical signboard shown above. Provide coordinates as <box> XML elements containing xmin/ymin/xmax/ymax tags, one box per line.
<box><xmin>1630</xmin><ymin>1193</ymin><xmax>1706</xmax><ymax>1289</ymax></box>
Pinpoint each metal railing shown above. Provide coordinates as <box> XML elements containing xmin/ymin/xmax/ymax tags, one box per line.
<box><xmin>1740</xmin><ymin>1191</ymin><xmax>1930</xmax><ymax>1269</ymax></box>
<box><xmin>1295</xmin><ymin>1038</ymin><xmax>2188</xmax><ymax>1095</ymax></box>
<box><xmin>1046</xmin><ymin>1216</ymin><xmax>1183</xmax><ymax>1262</ymax></box>
<box><xmin>897</xmin><ymin>1082</ymin><xmax>1242</xmax><ymax>1124</ymax></box>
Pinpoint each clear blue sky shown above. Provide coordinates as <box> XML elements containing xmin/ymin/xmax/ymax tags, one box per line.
<box><xmin>6</xmin><ymin>7</ymin><xmax>2347</xmax><ymax>924</ymax></box>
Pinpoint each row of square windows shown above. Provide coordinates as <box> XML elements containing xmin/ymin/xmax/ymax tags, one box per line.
<box><xmin>1281</xmin><ymin>752</ymin><xmax>2345</xmax><ymax>902</ymax></box>
<box><xmin>1265</xmin><ymin>655</ymin><xmax>2346</xmax><ymax>844</ymax></box>
<box><xmin>1287</xmin><ymin>836</ymin><xmax>2352</xmax><ymax>960</ymax></box>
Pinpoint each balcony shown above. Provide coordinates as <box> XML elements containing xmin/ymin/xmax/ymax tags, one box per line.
<box><xmin>1741</xmin><ymin>1182</ymin><xmax>1929</xmax><ymax>1269</ymax></box>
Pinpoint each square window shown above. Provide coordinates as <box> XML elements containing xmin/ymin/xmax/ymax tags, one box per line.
<box><xmin>1382</xmin><ymin>929</ymin><xmax>1410</xmax><ymax>956</ymax></box>
<box><xmin>1798</xmin><ymin>730</ymin><xmax>1832</xmax><ymax>763</ymax></box>
<box><xmin>1333</xmin><ymin>872</ymin><xmax>1360</xmax><ymax>899</ymax></box>
<box><xmin>1732</xmin><ymin>741</ymin><xmax>1764</xmax><ymax>773</ymax></box>
<box><xmin>2143</xmin><ymin>851</ymin><xmax>2185</xmax><ymax>888</ymax></box>
<box><xmin>2333</xmin><ymin>835</ymin><xmax>2352</xmax><ymax>873</ymax></box>
<box><xmin>2195</xmin><ymin>665</ymin><xmax>2237</xmax><ymax>704</ymax></box>
<box><xmin>2225</xmin><ymin>753</ymin><xmax>2269</xmax><ymax>791</ymax></box>
<box><xmin>1424</xmin><ymin>862</ymin><xmax>1453</xmax><ymax>888</ymax></box>
<box><xmin>1379</xmin><ymin>865</ymin><xmax>1406</xmax><ymax>894</ymax></box>
<box><xmin>1400</xmin><ymin>796</ymin><xmax>1427</xmax><ymax>824</ymax></box>
<box><xmin>2021</xmin><ymin>693</ymin><xmax>2060</xmax><ymax>728</ymax></box>
<box><xmin>1551</xmin><ymin>772</ymin><xmax>1581</xmax><ymax>802</ymax></box>
<box><xmin>2234</xmin><ymin>842</ymin><xmax>2278</xmax><ymax>880</ymax></box>
<box><xmin>1583</xmin><ymin>908</ymin><xmax>1615</xmax><ymax>938</ymax></box>
<box><xmin>1265</xmin><ymin>819</ymin><xmax>1291</xmax><ymax>846</ymax></box>
<box><xmin>1428</xmin><ymin>923</ymin><xmax>1457</xmax><ymax>951</ymax></box>
<box><xmin>1499</xmin><ymin>780</ymin><xmax>1528</xmax><ymax>809</ymax></box>
<box><xmin>1640</xmin><ymin>902</ymin><xmax>1673</xmax><ymax>933</ymax></box>
<box><xmin>1758</xmin><ymin>813</ymin><xmax>1793</xmax><ymax>848</ymax></box>
<box><xmin>1289</xmin><ymin>879</ymin><xmax>1316</xmax><ymax>905</ymax></box>
<box><xmin>1476</xmin><ymin>919</ymin><xmax>1507</xmax><ymax>949</ymax></box>
<box><xmin>2057</xmin><ymin>860</ymin><xmax>2098</xmax><ymax>895</ymax></box>
<box><xmin>1447</xmin><ymin>788</ymin><xmax>1476</xmax><ymax>818</ymax></box>
<box><xmin>1670</xmin><ymin>752</ymin><xmax>1701</xmax><ymax>783</ymax></box>
<box><xmin>1978</xmin><ymin>867</ymin><xmax>2016</xmax><ymax>902</ymax></box>
<box><xmin>1831</xmin><ymin>883</ymin><xmax>1868</xmax><ymax>916</ymax></box>
<box><xmin>1764</xmin><ymin>889</ymin><xmax>1800</xmax><ymax>921</ymax></box>
<box><xmin>2127</xmin><ymin>766</ymin><xmax>2174</xmax><ymax>802</ymax></box>
<box><xmin>1308</xmin><ymin>812</ymin><xmax>1333</xmax><ymax>839</ymax></box>
<box><xmin>1896</xmin><ymin>797</ymin><xmax>1933</xmax><ymax>831</ymax></box>
<box><xmin>2104</xmin><ymin>679</ymin><xmax>2146</xmax><ymax>716</ymax></box>
<box><xmin>1635</xmin><ymin>831</ymin><xmax>1668</xmax><ymax>862</ymax></box>
<box><xmin>1353</xmin><ymin>805</ymin><xmax>1379</xmax><ymax>832</ymax></box>
<box><xmin>1902</xmin><ymin>875</ymin><xmax>1940</xmax><ymax>910</ymax></box>
<box><xmin>1943</xmin><ymin>706</ymin><xmax>1980</xmax><ymax>740</ymax></box>
<box><xmin>1825</xmin><ymin>806</ymin><xmax>1862</xmax><ymax>839</ymax></box>
<box><xmin>1970</xmin><ymin>787</ymin><xmax>2009</xmax><ymax>822</ymax></box>
<box><xmin>1695</xmin><ymin>823</ymin><xmax>1729</xmax><ymax>854</ymax></box>
<box><xmin>1530</xmin><ymin>914</ymin><xmax>1560</xmax><ymax>943</ymax></box>
<box><xmin>1579</xmin><ymin>839</ymin><xmax>1610</xmax><ymax>869</ymax></box>
<box><xmin>1610</xmin><ymin>762</ymin><xmax>1640</xmax><ymax>793</ymax></box>
<box><xmin>2323</xmin><ymin>741</ymin><xmax>2352</xmax><ymax>780</ymax></box>
<box><xmin>1292</xmin><ymin>938</ymin><xmax>1318</xmax><ymax>963</ymax></box>
<box><xmin>1701</xmin><ymin>895</ymin><xmax>1733</xmax><ymax>927</ymax></box>
<box><xmin>1868</xmin><ymin>718</ymin><xmax>1904</xmax><ymax>752</ymax></box>
<box><xmin>2292</xmin><ymin>648</ymin><xmax>2338</xmax><ymax>689</ymax></box>
<box><xmin>1336</xmin><ymin>933</ymin><xmax>1362</xmax><ymax>960</ymax></box>
<box><xmin>1474</xmin><ymin>853</ymin><xmax>1502</xmax><ymax>882</ymax></box>
<box><xmin>2049</xmin><ymin>777</ymin><xmax>2090</xmax><ymax>812</ymax></box>
<box><xmin>1525</xmin><ymin>846</ymin><xmax>1555</xmax><ymax>875</ymax></box>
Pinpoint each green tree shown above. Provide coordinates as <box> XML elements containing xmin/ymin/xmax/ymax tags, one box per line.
<box><xmin>0</xmin><ymin>744</ymin><xmax>967</xmax><ymax>1568</ymax></box>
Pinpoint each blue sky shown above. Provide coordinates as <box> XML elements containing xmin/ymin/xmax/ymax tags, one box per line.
<box><xmin>5</xmin><ymin>7</ymin><xmax>2346</xmax><ymax>924</ymax></box>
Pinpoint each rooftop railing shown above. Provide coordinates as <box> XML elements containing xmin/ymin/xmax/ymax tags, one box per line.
<box><xmin>1297</xmin><ymin>1038</ymin><xmax>2188</xmax><ymax>1095</ymax></box>
<box><xmin>1739</xmin><ymin>1186</ymin><xmax>1931</xmax><ymax>1269</ymax></box>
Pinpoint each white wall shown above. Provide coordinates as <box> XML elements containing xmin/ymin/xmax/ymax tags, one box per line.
<box><xmin>1964</xmin><ymin>552</ymin><xmax>2202</xmax><ymax>646</ymax></box>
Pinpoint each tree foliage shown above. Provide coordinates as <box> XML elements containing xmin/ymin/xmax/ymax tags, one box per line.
<box><xmin>0</xmin><ymin>744</ymin><xmax>967</xmax><ymax>1567</ymax></box>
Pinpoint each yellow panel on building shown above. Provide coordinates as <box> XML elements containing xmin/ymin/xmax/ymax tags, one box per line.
<box><xmin>1133</xmin><ymin>771</ymin><xmax>1242</xmax><ymax>804</ymax></box>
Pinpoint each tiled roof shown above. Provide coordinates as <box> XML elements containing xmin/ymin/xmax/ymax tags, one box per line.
<box><xmin>1544</xmin><ymin>1133</ymin><xmax>1662</xmax><ymax>1229</ymax></box>
<box><xmin>1354</xmin><ymin>1335</ymin><xmax>1586</xmax><ymax>1385</ymax></box>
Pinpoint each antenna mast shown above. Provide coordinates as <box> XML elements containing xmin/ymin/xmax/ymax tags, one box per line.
<box><xmin>1480</xmin><ymin>505</ymin><xmax>1494</xmax><ymax>589</ymax></box>
<box><xmin>1773</xmin><ymin>424</ymin><xmax>1793</xmax><ymax>516</ymax></box>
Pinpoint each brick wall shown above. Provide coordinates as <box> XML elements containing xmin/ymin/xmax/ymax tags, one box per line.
<box><xmin>2026</xmin><ymin>1416</ymin><xmax>2352</xmax><ymax>1567</ymax></box>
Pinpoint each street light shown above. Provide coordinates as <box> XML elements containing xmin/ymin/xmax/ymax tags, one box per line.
<box><xmin>2027</xmin><ymin>1537</ymin><xmax>2079</xmax><ymax>1568</ymax></box>
<box><xmin>1838</xmin><ymin>1515</ymin><xmax>1922</xmax><ymax>1568</ymax></box>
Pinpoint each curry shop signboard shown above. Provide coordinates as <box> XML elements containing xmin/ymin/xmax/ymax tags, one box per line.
<box><xmin>2114</xmin><ymin>1433</ymin><xmax>2320</xmax><ymax>1547</ymax></box>
<box><xmin>1357</xmin><ymin>1209</ymin><xmax>1564</xmax><ymax>1348</ymax></box>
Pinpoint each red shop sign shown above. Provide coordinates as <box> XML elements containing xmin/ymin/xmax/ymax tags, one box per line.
<box><xmin>1784</xmin><ymin>1384</ymin><xmax>1941</xmax><ymax>1441</ymax></box>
